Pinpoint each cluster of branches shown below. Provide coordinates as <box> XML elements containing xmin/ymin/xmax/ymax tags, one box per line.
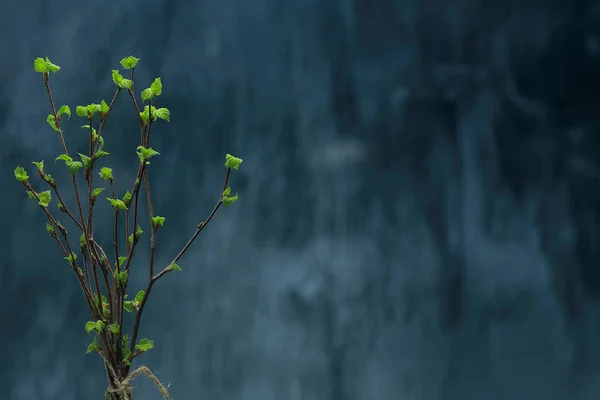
<box><xmin>13</xmin><ymin>56</ymin><xmax>242</xmax><ymax>398</ymax></box>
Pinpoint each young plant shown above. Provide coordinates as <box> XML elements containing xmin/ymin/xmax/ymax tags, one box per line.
<box><xmin>15</xmin><ymin>56</ymin><xmax>243</xmax><ymax>399</ymax></box>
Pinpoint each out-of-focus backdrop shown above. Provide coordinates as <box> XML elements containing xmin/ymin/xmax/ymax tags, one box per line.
<box><xmin>2</xmin><ymin>0</ymin><xmax>600</xmax><ymax>399</ymax></box>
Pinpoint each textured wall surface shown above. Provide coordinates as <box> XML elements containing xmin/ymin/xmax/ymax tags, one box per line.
<box><xmin>2</xmin><ymin>0</ymin><xmax>600</xmax><ymax>399</ymax></box>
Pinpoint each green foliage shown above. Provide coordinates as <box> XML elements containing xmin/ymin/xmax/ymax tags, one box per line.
<box><xmin>123</xmin><ymin>298</ymin><xmax>135</xmax><ymax>313</ymax></box>
<box><xmin>150</xmin><ymin>78</ymin><xmax>162</xmax><ymax>96</ymax></box>
<box><xmin>128</xmin><ymin>224</ymin><xmax>143</xmax><ymax>244</ymax></box>
<box><xmin>38</xmin><ymin>190</ymin><xmax>52</xmax><ymax>207</ymax></box>
<box><xmin>168</xmin><ymin>262</ymin><xmax>182</xmax><ymax>272</ymax></box>
<box><xmin>13</xmin><ymin>166</ymin><xmax>29</xmax><ymax>182</ymax></box>
<box><xmin>152</xmin><ymin>216</ymin><xmax>166</xmax><ymax>229</ymax></box>
<box><xmin>85</xmin><ymin>320</ymin><xmax>106</xmax><ymax>334</ymax></box>
<box><xmin>133</xmin><ymin>290</ymin><xmax>145</xmax><ymax>308</ymax></box>
<box><xmin>111</xmin><ymin>69</ymin><xmax>133</xmax><ymax>90</ymax></box>
<box><xmin>19</xmin><ymin>54</ymin><xmax>244</xmax><ymax>399</ymax></box>
<box><xmin>140</xmin><ymin>77</ymin><xmax>163</xmax><ymax>102</ymax></box>
<box><xmin>86</xmin><ymin>337</ymin><xmax>100</xmax><ymax>354</ymax></box>
<box><xmin>221</xmin><ymin>187</ymin><xmax>238</xmax><ymax>206</ymax></box>
<box><xmin>106</xmin><ymin>198</ymin><xmax>127</xmax><ymax>211</ymax></box>
<box><xmin>108</xmin><ymin>323</ymin><xmax>120</xmax><ymax>334</ymax></box>
<box><xmin>100</xmin><ymin>100</ymin><xmax>109</xmax><ymax>116</ymax></box>
<box><xmin>122</xmin><ymin>190</ymin><xmax>132</xmax><ymax>206</ymax></box>
<box><xmin>55</xmin><ymin>154</ymin><xmax>83</xmax><ymax>174</ymax></box>
<box><xmin>136</xmin><ymin>146</ymin><xmax>160</xmax><ymax>163</ymax></box>
<box><xmin>117</xmin><ymin>257</ymin><xmax>127</xmax><ymax>268</ymax></box>
<box><xmin>92</xmin><ymin>187</ymin><xmax>105</xmax><ymax>200</ymax></box>
<box><xmin>224</xmin><ymin>154</ymin><xmax>243</xmax><ymax>170</ymax></box>
<box><xmin>33</xmin><ymin>57</ymin><xmax>60</xmax><ymax>73</ymax></box>
<box><xmin>135</xmin><ymin>338</ymin><xmax>154</xmax><ymax>352</ymax></box>
<box><xmin>114</xmin><ymin>270</ymin><xmax>128</xmax><ymax>285</ymax></box>
<box><xmin>120</xmin><ymin>56</ymin><xmax>140</xmax><ymax>70</ymax></box>
<box><xmin>32</xmin><ymin>161</ymin><xmax>44</xmax><ymax>173</ymax></box>
<box><xmin>57</xmin><ymin>105</ymin><xmax>71</xmax><ymax>120</ymax></box>
<box><xmin>153</xmin><ymin>107</ymin><xmax>170</xmax><ymax>122</ymax></box>
<box><xmin>46</xmin><ymin>114</ymin><xmax>61</xmax><ymax>132</ymax></box>
<box><xmin>99</xmin><ymin>167</ymin><xmax>113</xmax><ymax>181</ymax></box>
<box><xmin>78</xmin><ymin>153</ymin><xmax>92</xmax><ymax>170</ymax></box>
<box><xmin>64</xmin><ymin>252</ymin><xmax>77</xmax><ymax>263</ymax></box>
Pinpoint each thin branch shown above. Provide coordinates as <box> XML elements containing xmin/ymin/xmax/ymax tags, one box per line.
<box><xmin>125</xmin><ymin>168</ymin><xmax>231</xmax><ymax>375</ymax></box>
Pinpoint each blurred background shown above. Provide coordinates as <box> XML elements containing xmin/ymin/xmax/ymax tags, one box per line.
<box><xmin>2</xmin><ymin>0</ymin><xmax>600</xmax><ymax>399</ymax></box>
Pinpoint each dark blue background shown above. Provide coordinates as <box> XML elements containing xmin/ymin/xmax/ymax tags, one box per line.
<box><xmin>2</xmin><ymin>0</ymin><xmax>600</xmax><ymax>399</ymax></box>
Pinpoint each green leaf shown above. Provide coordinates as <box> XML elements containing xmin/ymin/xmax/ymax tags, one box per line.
<box><xmin>224</xmin><ymin>154</ymin><xmax>243</xmax><ymax>170</ymax></box>
<box><xmin>86</xmin><ymin>103</ymin><xmax>101</xmax><ymax>117</ymax></box>
<box><xmin>55</xmin><ymin>154</ymin><xmax>81</xmax><ymax>174</ymax></box>
<box><xmin>169</xmin><ymin>262</ymin><xmax>182</xmax><ymax>271</ymax></box>
<box><xmin>153</xmin><ymin>107</ymin><xmax>170</xmax><ymax>122</ymax></box>
<box><xmin>108</xmin><ymin>323</ymin><xmax>120</xmax><ymax>334</ymax></box>
<box><xmin>66</xmin><ymin>161</ymin><xmax>83</xmax><ymax>174</ymax></box>
<box><xmin>38</xmin><ymin>190</ymin><xmax>52</xmax><ymax>207</ymax></box>
<box><xmin>135</xmin><ymin>338</ymin><xmax>154</xmax><ymax>353</ymax></box>
<box><xmin>79</xmin><ymin>233</ymin><xmax>87</xmax><ymax>249</ymax></box>
<box><xmin>84</xmin><ymin>321</ymin><xmax>96</xmax><ymax>334</ymax></box>
<box><xmin>141</xmin><ymin>88</ymin><xmax>154</xmax><ymax>102</ymax></box>
<box><xmin>33</xmin><ymin>57</ymin><xmax>60</xmax><ymax>73</ymax></box>
<box><xmin>106</xmin><ymin>198</ymin><xmax>127</xmax><ymax>211</ymax></box>
<box><xmin>133</xmin><ymin>290</ymin><xmax>145</xmax><ymax>309</ymax></box>
<box><xmin>111</xmin><ymin>69</ymin><xmax>124</xmax><ymax>87</ymax></box>
<box><xmin>55</xmin><ymin>154</ymin><xmax>72</xmax><ymax>163</ymax></box>
<box><xmin>46</xmin><ymin>114</ymin><xmax>60</xmax><ymax>132</ymax></box>
<box><xmin>14</xmin><ymin>166</ymin><xmax>29</xmax><ymax>182</ymax></box>
<box><xmin>46</xmin><ymin>223</ymin><xmax>55</xmax><ymax>235</ymax></box>
<box><xmin>85</xmin><ymin>337</ymin><xmax>100</xmax><ymax>354</ymax></box>
<box><xmin>26</xmin><ymin>191</ymin><xmax>36</xmax><ymax>199</ymax></box>
<box><xmin>94</xmin><ymin>150</ymin><xmax>109</xmax><ymax>159</ymax></box>
<box><xmin>128</xmin><ymin>225</ymin><xmax>144</xmax><ymax>244</ymax></box>
<box><xmin>33</xmin><ymin>57</ymin><xmax>47</xmax><ymax>72</ymax></box>
<box><xmin>139</xmin><ymin>106</ymin><xmax>150</xmax><ymax>124</ymax></box>
<box><xmin>64</xmin><ymin>252</ymin><xmax>77</xmax><ymax>263</ymax></box>
<box><xmin>75</xmin><ymin>106</ymin><xmax>88</xmax><ymax>117</ymax></box>
<box><xmin>100</xmin><ymin>100</ymin><xmax>109</xmax><ymax>116</ymax></box>
<box><xmin>221</xmin><ymin>186</ymin><xmax>238</xmax><ymax>206</ymax></box>
<box><xmin>32</xmin><ymin>161</ymin><xmax>44</xmax><ymax>173</ymax></box>
<box><xmin>123</xmin><ymin>301</ymin><xmax>135</xmax><ymax>313</ymax></box>
<box><xmin>84</xmin><ymin>320</ymin><xmax>105</xmax><ymax>334</ymax></box>
<box><xmin>92</xmin><ymin>187</ymin><xmax>105</xmax><ymax>200</ymax></box>
<box><xmin>136</xmin><ymin>146</ymin><xmax>160</xmax><ymax>163</ymax></box>
<box><xmin>93</xmin><ymin>295</ymin><xmax>110</xmax><ymax>317</ymax></box>
<box><xmin>122</xmin><ymin>190</ymin><xmax>132</xmax><ymax>206</ymax></box>
<box><xmin>44</xmin><ymin>174</ymin><xmax>55</xmax><ymax>186</ymax></box>
<box><xmin>150</xmin><ymin>77</ymin><xmax>162</xmax><ymax>96</ymax></box>
<box><xmin>118</xmin><ymin>256</ymin><xmax>127</xmax><ymax>268</ymax></box>
<box><xmin>222</xmin><ymin>192</ymin><xmax>239</xmax><ymax>206</ymax></box>
<box><xmin>78</xmin><ymin>153</ymin><xmax>92</xmax><ymax>170</ymax></box>
<box><xmin>120</xmin><ymin>56</ymin><xmax>140</xmax><ymax>70</ymax></box>
<box><xmin>120</xmin><ymin>79</ymin><xmax>133</xmax><ymax>90</ymax></box>
<box><xmin>152</xmin><ymin>216</ymin><xmax>166</xmax><ymax>229</ymax></box>
<box><xmin>44</xmin><ymin>57</ymin><xmax>60</xmax><ymax>73</ymax></box>
<box><xmin>57</xmin><ymin>105</ymin><xmax>71</xmax><ymax>120</ymax></box>
<box><xmin>134</xmin><ymin>290</ymin><xmax>145</xmax><ymax>303</ymax></box>
<box><xmin>121</xmin><ymin>335</ymin><xmax>132</xmax><ymax>364</ymax></box>
<box><xmin>99</xmin><ymin>167</ymin><xmax>113</xmax><ymax>181</ymax></box>
<box><xmin>122</xmin><ymin>334</ymin><xmax>129</xmax><ymax>347</ymax></box>
<box><xmin>114</xmin><ymin>270</ymin><xmax>128</xmax><ymax>285</ymax></box>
